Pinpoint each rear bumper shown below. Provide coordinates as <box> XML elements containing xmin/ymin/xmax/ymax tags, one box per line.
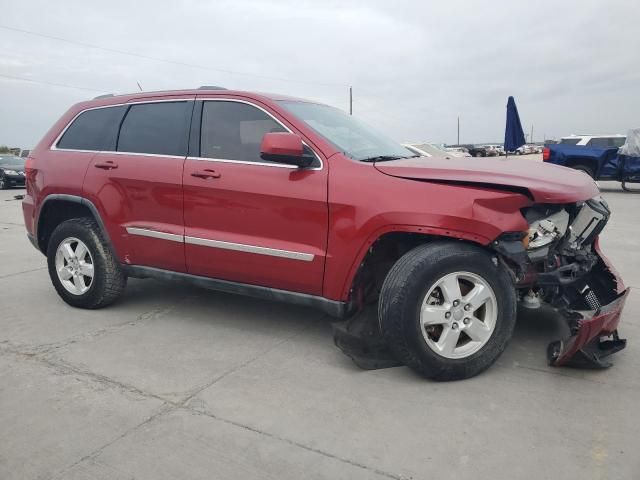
<box><xmin>22</xmin><ymin>193</ymin><xmax>36</xmax><ymax>243</ymax></box>
<box><xmin>27</xmin><ymin>233</ymin><xmax>39</xmax><ymax>251</ymax></box>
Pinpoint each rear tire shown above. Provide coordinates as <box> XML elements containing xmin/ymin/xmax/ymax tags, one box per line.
<box><xmin>47</xmin><ymin>218</ymin><xmax>127</xmax><ymax>309</ymax></box>
<box><xmin>0</xmin><ymin>175</ymin><xmax>7</xmax><ymax>190</ymax></box>
<box><xmin>571</xmin><ymin>164</ymin><xmax>595</xmax><ymax>178</ymax></box>
<box><xmin>379</xmin><ymin>242</ymin><xmax>516</xmax><ymax>381</ymax></box>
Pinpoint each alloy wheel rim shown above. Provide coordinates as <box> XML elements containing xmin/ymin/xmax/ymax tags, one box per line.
<box><xmin>55</xmin><ymin>237</ymin><xmax>95</xmax><ymax>295</ymax></box>
<box><xmin>420</xmin><ymin>271</ymin><xmax>497</xmax><ymax>359</ymax></box>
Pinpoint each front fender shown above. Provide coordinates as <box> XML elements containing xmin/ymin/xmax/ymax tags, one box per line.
<box><xmin>328</xmin><ymin>193</ymin><xmax>530</xmax><ymax>301</ymax></box>
<box><xmin>323</xmin><ymin>156</ymin><xmax>533</xmax><ymax>301</ymax></box>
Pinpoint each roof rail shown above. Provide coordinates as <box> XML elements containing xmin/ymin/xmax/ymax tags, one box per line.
<box><xmin>197</xmin><ymin>85</ymin><xmax>227</xmax><ymax>90</ymax></box>
<box><xmin>93</xmin><ymin>93</ymin><xmax>114</xmax><ymax>99</ymax></box>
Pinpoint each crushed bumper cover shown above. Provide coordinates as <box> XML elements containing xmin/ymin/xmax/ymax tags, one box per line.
<box><xmin>334</xmin><ymin>239</ymin><xmax>628</xmax><ymax>372</ymax></box>
<box><xmin>547</xmin><ymin>290</ymin><xmax>628</xmax><ymax>368</ymax></box>
<box><xmin>547</xmin><ymin>240</ymin><xmax>628</xmax><ymax>369</ymax></box>
<box><xmin>332</xmin><ymin>307</ymin><xmax>401</xmax><ymax>370</ymax></box>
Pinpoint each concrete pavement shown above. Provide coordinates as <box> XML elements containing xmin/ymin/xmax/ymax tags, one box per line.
<box><xmin>1</xmin><ymin>179</ymin><xmax>638</xmax><ymax>479</ymax></box>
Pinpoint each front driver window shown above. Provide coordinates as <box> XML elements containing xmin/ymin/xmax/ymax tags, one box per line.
<box><xmin>200</xmin><ymin>101</ymin><xmax>287</xmax><ymax>163</ymax></box>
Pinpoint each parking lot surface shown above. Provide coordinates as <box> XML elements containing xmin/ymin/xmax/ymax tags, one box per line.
<box><xmin>1</xmin><ymin>173</ymin><xmax>639</xmax><ymax>479</ymax></box>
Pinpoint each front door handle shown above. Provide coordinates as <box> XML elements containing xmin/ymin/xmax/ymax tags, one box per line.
<box><xmin>94</xmin><ymin>161</ymin><xmax>118</xmax><ymax>170</ymax></box>
<box><xmin>191</xmin><ymin>169</ymin><xmax>221</xmax><ymax>179</ymax></box>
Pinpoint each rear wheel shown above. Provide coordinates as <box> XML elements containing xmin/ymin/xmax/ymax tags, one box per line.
<box><xmin>47</xmin><ymin>218</ymin><xmax>127</xmax><ymax>309</ymax></box>
<box><xmin>0</xmin><ymin>175</ymin><xmax>7</xmax><ymax>190</ymax></box>
<box><xmin>379</xmin><ymin>242</ymin><xmax>516</xmax><ymax>381</ymax></box>
<box><xmin>570</xmin><ymin>164</ymin><xmax>595</xmax><ymax>178</ymax></box>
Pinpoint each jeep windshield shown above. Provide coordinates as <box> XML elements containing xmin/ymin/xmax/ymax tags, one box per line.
<box><xmin>278</xmin><ymin>101</ymin><xmax>414</xmax><ymax>162</ymax></box>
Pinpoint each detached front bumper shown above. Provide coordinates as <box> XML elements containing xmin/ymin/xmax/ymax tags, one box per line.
<box><xmin>548</xmin><ymin>290</ymin><xmax>627</xmax><ymax>368</ymax></box>
<box><xmin>548</xmin><ymin>241</ymin><xmax>628</xmax><ymax>368</ymax></box>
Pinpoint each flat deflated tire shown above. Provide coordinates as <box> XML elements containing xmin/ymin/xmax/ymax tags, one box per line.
<box><xmin>47</xmin><ymin>218</ymin><xmax>127</xmax><ymax>309</ymax></box>
<box><xmin>379</xmin><ymin>242</ymin><xmax>516</xmax><ymax>381</ymax></box>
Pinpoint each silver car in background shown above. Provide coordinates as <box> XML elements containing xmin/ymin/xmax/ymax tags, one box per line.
<box><xmin>404</xmin><ymin>143</ymin><xmax>471</xmax><ymax>158</ymax></box>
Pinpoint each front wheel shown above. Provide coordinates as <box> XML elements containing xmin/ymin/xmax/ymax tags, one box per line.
<box><xmin>0</xmin><ymin>175</ymin><xmax>7</xmax><ymax>190</ymax></box>
<box><xmin>47</xmin><ymin>218</ymin><xmax>127</xmax><ymax>309</ymax></box>
<box><xmin>379</xmin><ymin>242</ymin><xmax>516</xmax><ymax>381</ymax></box>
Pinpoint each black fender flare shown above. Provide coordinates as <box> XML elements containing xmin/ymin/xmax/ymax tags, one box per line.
<box><xmin>36</xmin><ymin>194</ymin><xmax>115</xmax><ymax>255</ymax></box>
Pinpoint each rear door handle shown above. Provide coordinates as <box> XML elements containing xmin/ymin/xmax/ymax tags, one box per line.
<box><xmin>191</xmin><ymin>169</ymin><xmax>221</xmax><ymax>179</ymax></box>
<box><xmin>94</xmin><ymin>161</ymin><xmax>118</xmax><ymax>170</ymax></box>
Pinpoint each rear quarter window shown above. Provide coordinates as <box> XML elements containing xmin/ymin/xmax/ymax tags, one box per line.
<box><xmin>611</xmin><ymin>137</ymin><xmax>626</xmax><ymax>148</ymax></box>
<box><xmin>586</xmin><ymin>138</ymin><xmax>609</xmax><ymax>148</ymax></box>
<box><xmin>56</xmin><ymin>106</ymin><xmax>127</xmax><ymax>151</ymax></box>
<box><xmin>585</xmin><ymin>137</ymin><xmax>626</xmax><ymax>148</ymax></box>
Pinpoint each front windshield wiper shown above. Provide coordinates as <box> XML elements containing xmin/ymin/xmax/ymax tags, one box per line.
<box><xmin>360</xmin><ymin>155</ymin><xmax>407</xmax><ymax>163</ymax></box>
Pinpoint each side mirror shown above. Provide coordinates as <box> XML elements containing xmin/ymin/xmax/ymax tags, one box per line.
<box><xmin>260</xmin><ymin>132</ymin><xmax>314</xmax><ymax>168</ymax></box>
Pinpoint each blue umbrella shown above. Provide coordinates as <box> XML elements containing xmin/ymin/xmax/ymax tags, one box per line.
<box><xmin>504</xmin><ymin>96</ymin><xmax>526</xmax><ymax>154</ymax></box>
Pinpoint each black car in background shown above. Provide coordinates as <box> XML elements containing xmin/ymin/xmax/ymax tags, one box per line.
<box><xmin>465</xmin><ymin>145</ymin><xmax>497</xmax><ymax>157</ymax></box>
<box><xmin>0</xmin><ymin>155</ymin><xmax>26</xmax><ymax>189</ymax></box>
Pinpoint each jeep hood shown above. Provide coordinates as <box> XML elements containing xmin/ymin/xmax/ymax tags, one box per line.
<box><xmin>374</xmin><ymin>156</ymin><xmax>599</xmax><ymax>203</ymax></box>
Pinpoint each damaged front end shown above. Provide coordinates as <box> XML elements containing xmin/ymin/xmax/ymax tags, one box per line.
<box><xmin>495</xmin><ymin>196</ymin><xmax>628</xmax><ymax>368</ymax></box>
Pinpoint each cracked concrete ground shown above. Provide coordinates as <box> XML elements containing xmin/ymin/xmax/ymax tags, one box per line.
<box><xmin>1</xmin><ymin>178</ymin><xmax>639</xmax><ymax>479</ymax></box>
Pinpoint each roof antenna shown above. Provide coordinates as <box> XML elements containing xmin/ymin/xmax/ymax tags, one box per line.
<box><xmin>136</xmin><ymin>81</ymin><xmax>143</xmax><ymax>92</ymax></box>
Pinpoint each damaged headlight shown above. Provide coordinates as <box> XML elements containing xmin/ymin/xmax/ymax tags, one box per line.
<box><xmin>565</xmin><ymin>198</ymin><xmax>610</xmax><ymax>249</ymax></box>
<box><xmin>526</xmin><ymin>209</ymin><xmax>570</xmax><ymax>250</ymax></box>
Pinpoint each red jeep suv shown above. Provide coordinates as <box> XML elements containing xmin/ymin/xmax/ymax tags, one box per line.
<box><xmin>22</xmin><ymin>87</ymin><xmax>628</xmax><ymax>380</ymax></box>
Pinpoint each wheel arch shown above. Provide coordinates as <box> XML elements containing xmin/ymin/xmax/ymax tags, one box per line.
<box><xmin>564</xmin><ymin>156</ymin><xmax>598</xmax><ymax>175</ymax></box>
<box><xmin>36</xmin><ymin>194</ymin><xmax>115</xmax><ymax>255</ymax></box>
<box><xmin>338</xmin><ymin>225</ymin><xmax>491</xmax><ymax>305</ymax></box>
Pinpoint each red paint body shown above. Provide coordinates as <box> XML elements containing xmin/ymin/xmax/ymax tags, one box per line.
<box><xmin>553</xmin><ymin>239</ymin><xmax>628</xmax><ymax>366</ymax></box>
<box><xmin>20</xmin><ymin>89</ymin><xmax>615</xmax><ymax>313</ymax></box>
<box><xmin>260</xmin><ymin>132</ymin><xmax>304</xmax><ymax>158</ymax></box>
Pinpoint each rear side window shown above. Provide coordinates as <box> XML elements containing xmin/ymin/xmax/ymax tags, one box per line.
<box><xmin>117</xmin><ymin>102</ymin><xmax>191</xmax><ymax>156</ymax></box>
<box><xmin>611</xmin><ymin>137</ymin><xmax>626</xmax><ymax>148</ymax></box>
<box><xmin>560</xmin><ymin>138</ymin><xmax>580</xmax><ymax>145</ymax></box>
<box><xmin>57</xmin><ymin>106</ymin><xmax>126</xmax><ymax>151</ymax></box>
<box><xmin>587</xmin><ymin>138</ymin><xmax>608</xmax><ymax>148</ymax></box>
<box><xmin>586</xmin><ymin>137</ymin><xmax>626</xmax><ymax>148</ymax></box>
<box><xmin>200</xmin><ymin>101</ymin><xmax>286</xmax><ymax>162</ymax></box>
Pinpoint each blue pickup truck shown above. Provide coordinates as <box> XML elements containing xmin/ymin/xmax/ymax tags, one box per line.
<box><xmin>544</xmin><ymin>133</ymin><xmax>640</xmax><ymax>191</ymax></box>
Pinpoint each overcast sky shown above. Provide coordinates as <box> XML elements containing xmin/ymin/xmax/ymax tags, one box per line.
<box><xmin>1</xmin><ymin>0</ymin><xmax>639</xmax><ymax>148</ymax></box>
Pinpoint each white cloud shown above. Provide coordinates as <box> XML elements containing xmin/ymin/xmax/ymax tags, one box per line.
<box><xmin>1</xmin><ymin>0</ymin><xmax>639</xmax><ymax>147</ymax></box>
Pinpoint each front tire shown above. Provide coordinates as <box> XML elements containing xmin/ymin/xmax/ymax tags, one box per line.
<box><xmin>379</xmin><ymin>242</ymin><xmax>516</xmax><ymax>381</ymax></box>
<box><xmin>0</xmin><ymin>175</ymin><xmax>7</xmax><ymax>190</ymax></box>
<box><xmin>47</xmin><ymin>218</ymin><xmax>127</xmax><ymax>309</ymax></box>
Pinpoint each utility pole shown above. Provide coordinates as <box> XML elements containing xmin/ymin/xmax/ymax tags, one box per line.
<box><xmin>349</xmin><ymin>86</ymin><xmax>353</xmax><ymax>115</ymax></box>
<box><xmin>530</xmin><ymin>125</ymin><xmax>534</xmax><ymax>144</ymax></box>
<box><xmin>457</xmin><ymin>116</ymin><xmax>460</xmax><ymax>145</ymax></box>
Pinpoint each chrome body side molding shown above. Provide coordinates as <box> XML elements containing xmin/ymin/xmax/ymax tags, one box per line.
<box><xmin>126</xmin><ymin>227</ymin><xmax>315</xmax><ymax>262</ymax></box>
<box><xmin>184</xmin><ymin>236</ymin><xmax>314</xmax><ymax>262</ymax></box>
<box><xmin>125</xmin><ymin>227</ymin><xmax>183</xmax><ymax>243</ymax></box>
